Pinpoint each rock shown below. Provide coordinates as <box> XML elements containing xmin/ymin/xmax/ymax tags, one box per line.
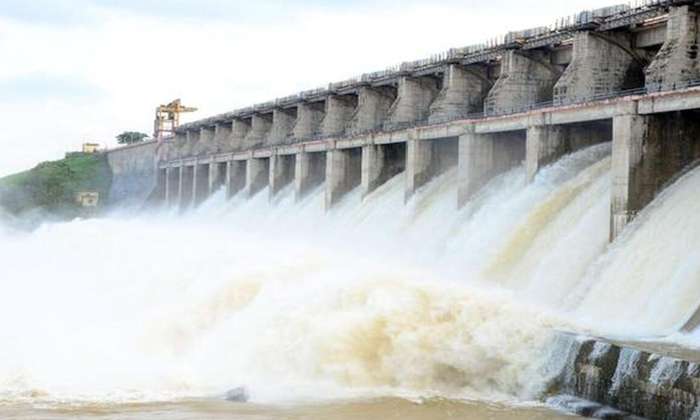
<box><xmin>224</xmin><ymin>387</ymin><xmax>249</xmax><ymax>402</ymax></box>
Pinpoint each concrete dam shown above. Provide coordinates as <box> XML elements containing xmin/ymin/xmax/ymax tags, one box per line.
<box><xmin>90</xmin><ymin>1</ymin><xmax>700</xmax><ymax>419</ymax></box>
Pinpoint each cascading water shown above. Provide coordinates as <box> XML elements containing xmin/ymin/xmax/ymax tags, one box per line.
<box><xmin>2</xmin><ymin>142</ymin><xmax>700</xmax><ymax>418</ymax></box>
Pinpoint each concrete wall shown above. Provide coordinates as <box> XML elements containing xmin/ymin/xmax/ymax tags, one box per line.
<box><xmin>429</xmin><ymin>65</ymin><xmax>491</xmax><ymax>122</ymax></box>
<box><xmin>347</xmin><ymin>86</ymin><xmax>397</xmax><ymax>134</ymax></box>
<box><xmin>362</xmin><ymin>143</ymin><xmax>406</xmax><ymax>198</ymax></box>
<box><xmin>321</xmin><ymin>95</ymin><xmax>357</xmax><ymax>137</ymax></box>
<box><xmin>105</xmin><ymin>141</ymin><xmax>158</xmax><ymax>208</ymax></box>
<box><xmin>293</xmin><ymin>102</ymin><xmax>325</xmax><ymax>139</ymax></box>
<box><xmin>385</xmin><ymin>76</ymin><xmax>440</xmax><ymax>128</ymax></box>
<box><xmin>406</xmin><ymin>137</ymin><xmax>458</xmax><ymax>201</ymax></box>
<box><xmin>295</xmin><ymin>151</ymin><xmax>326</xmax><ymax>201</ymax></box>
<box><xmin>267</xmin><ymin>108</ymin><xmax>297</xmax><ymax>145</ymax></box>
<box><xmin>326</xmin><ymin>148</ymin><xmax>362</xmax><ymax>208</ymax></box>
<box><xmin>243</xmin><ymin>115</ymin><xmax>272</xmax><ymax>149</ymax></box>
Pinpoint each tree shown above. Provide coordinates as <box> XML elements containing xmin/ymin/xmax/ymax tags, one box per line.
<box><xmin>116</xmin><ymin>131</ymin><xmax>149</xmax><ymax>145</ymax></box>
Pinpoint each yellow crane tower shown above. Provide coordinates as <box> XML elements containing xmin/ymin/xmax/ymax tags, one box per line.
<box><xmin>153</xmin><ymin>99</ymin><xmax>198</xmax><ymax>140</ymax></box>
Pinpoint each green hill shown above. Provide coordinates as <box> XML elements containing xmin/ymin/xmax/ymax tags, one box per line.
<box><xmin>0</xmin><ymin>154</ymin><xmax>112</xmax><ymax>220</ymax></box>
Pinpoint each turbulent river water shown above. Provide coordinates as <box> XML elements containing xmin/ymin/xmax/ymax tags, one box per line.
<box><xmin>1</xmin><ymin>143</ymin><xmax>700</xmax><ymax>419</ymax></box>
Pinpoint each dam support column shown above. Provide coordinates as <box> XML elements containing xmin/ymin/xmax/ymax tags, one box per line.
<box><xmin>526</xmin><ymin>120</ymin><xmax>567</xmax><ymax>182</ymax></box>
<box><xmin>208</xmin><ymin>161</ymin><xmax>226</xmax><ymax>196</ymax></box>
<box><xmin>245</xmin><ymin>158</ymin><xmax>270</xmax><ymax>198</ymax></box>
<box><xmin>295</xmin><ymin>152</ymin><xmax>326</xmax><ymax>202</ymax></box>
<box><xmin>385</xmin><ymin>76</ymin><xmax>440</xmax><ymax>128</ymax></box>
<box><xmin>243</xmin><ymin>115</ymin><xmax>272</xmax><ymax>149</ymax></box>
<box><xmin>347</xmin><ymin>87</ymin><xmax>397</xmax><ymax>134</ymax></box>
<box><xmin>645</xmin><ymin>5</ymin><xmax>700</xmax><ymax>91</ymax></box>
<box><xmin>484</xmin><ymin>50</ymin><xmax>560</xmax><ymax>115</ymax></box>
<box><xmin>361</xmin><ymin>143</ymin><xmax>406</xmax><ymax>198</ymax></box>
<box><xmin>321</xmin><ymin>95</ymin><xmax>357</xmax><ymax>137</ymax></box>
<box><xmin>406</xmin><ymin>136</ymin><xmax>458</xmax><ymax>201</ymax></box>
<box><xmin>165</xmin><ymin>167</ymin><xmax>179</xmax><ymax>207</ymax></box>
<box><xmin>553</xmin><ymin>31</ymin><xmax>643</xmax><ymax>103</ymax></box>
<box><xmin>326</xmin><ymin>148</ymin><xmax>362</xmax><ymax>209</ymax></box>
<box><xmin>458</xmin><ymin>129</ymin><xmax>526</xmax><ymax>206</ymax></box>
<box><xmin>214</xmin><ymin>123</ymin><xmax>233</xmax><ymax>153</ymax></box>
<box><xmin>226</xmin><ymin>160</ymin><xmax>246</xmax><ymax>199</ymax></box>
<box><xmin>293</xmin><ymin>102</ymin><xmax>325</xmax><ymax>139</ymax></box>
<box><xmin>267</xmin><ymin>108</ymin><xmax>297</xmax><ymax>145</ymax></box>
<box><xmin>193</xmin><ymin>162</ymin><xmax>210</xmax><ymax>206</ymax></box>
<box><xmin>429</xmin><ymin>64</ymin><xmax>491</xmax><ymax>122</ymax></box>
<box><xmin>611</xmin><ymin>103</ymin><xmax>700</xmax><ymax>240</ymax></box>
<box><xmin>269</xmin><ymin>154</ymin><xmax>296</xmax><ymax>198</ymax></box>
<box><xmin>179</xmin><ymin>165</ymin><xmax>194</xmax><ymax>210</ymax></box>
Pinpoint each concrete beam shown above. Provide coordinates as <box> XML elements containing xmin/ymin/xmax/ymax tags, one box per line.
<box><xmin>646</xmin><ymin>5</ymin><xmax>700</xmax><ymax>92</ymax></box>
<box><xmin>429</xmin><ymin>65</ymin><xmax>491</xmax><ymax>123</ymax></box>
<box><xmin>361</xmin><ymin>143</ymin><xmax>406</xmax><ymax>198</ymax></box>
<box><xmin>293</xmin><ymin>102</ymin><xmax>325</xmax><ymax>139</ymax></box>
<box><xmin>553</xmin><ymin>31</ymin><xmax>643</xmax><ymax>104</ymax></box>
<box><xmin>321</xmin><ymin>95</ymin><xmax>357</xmax><ymax>137</ymax></box>
<box><xmin>385</xmin><ymin>76</ymin><xmax>440</xmax><ymax>128</ymax></box>
<box><xmin>347</xmin><ymin>86</ymin><xmax>397</xmax><ymax>134</ymax></box>
<box><xmin>325</xmin><ymin>148</ymin><xmax>362</xmax><ymax>209</ymax></box>
<box><xmin>267</xmin><ymin>108</ymin><xmax>297</xmax><ymax>145</ymax></box>
<box><xmin>245</xmin><ymin>158</ymin><xmax>270</xmax><ymax>198</ymax></box>
<box><xmin>295</xmin><ymin>151</ymin><xmax>326</xmax><ymax>202</ymax></box>
<box><xmin>269</xmin><ymin>154</ymin><xmax>296</xmax><ymax>198</ymax></box>
<box><xmin>484</xmin><ymin>50</ymin><xmax>561</xmax><ymax>115</ymax></box>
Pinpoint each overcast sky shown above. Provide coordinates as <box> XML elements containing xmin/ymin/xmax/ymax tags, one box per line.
<box><xmin>0</xmin><ymin>0</ymin><xmax>621</xmax><ymax>177</ymax></box>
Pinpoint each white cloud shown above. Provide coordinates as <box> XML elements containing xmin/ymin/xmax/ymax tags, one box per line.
<box><xmin>0</xmin><ymin>0</ymin><xmax>629</xmax><ymax>177</ymax></box>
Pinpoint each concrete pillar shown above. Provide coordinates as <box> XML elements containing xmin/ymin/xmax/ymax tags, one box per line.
<box><xmin>385</xmin><ymin>77</ymin><xmax>440</xmax><ymax>128</ymax></box>
<box><xmin>295</xmin><ymin>152</ymin><xmax>326</xmax><ymax>201</ymax></box>
<box><xmin>226</xmin><ymin>160</ymin><xmax>247</xmax><ymax>199</ymax></box>
<box><xmin>362</xmin><ymin>143</ymin><xmax>406</xmax><ymax>198</ymax></box>
<box><xmin>484</xmin><ymin>50</ymin><xmax>560</xmax><ymax>115</ymax></box>
<box><xmin>179</xmin><ymin>165</ymin><xmax>194</xmax><ymax>210</ymax></box>
<box><xmin>646</xmin><ymin>5</ymin><xmax>700</xmax><ymax>92</ymax></box>
<box><xmin>293</xmin><ymin>102</ymin><xmax>325</xmax><ymax>139</ymax></box>
<box><xmin>209</xmin><ymin>162</ymin><xmax>226</xmax><ymax>195</ymax></box>
<box><xmin>180</xmin><ymin>130</ymin><xmax>199</xmax><ymax>159</ymax></box>
<box><xmin>429</xmin><ymin>65</ymin><xmax>491</xmax><ymax>123</ymax></box>
<box><xmin>554</xmin><ymin>31</ymin><xmax>642</xmax><ymax>104</ymax></box>
<box><xmin>230</xmin><ymin>119</ymin><xmax>251</xmax><ymax>151</ymax></box>
<box><xmin>269</xmin><ymin>154</ymin><xmax>296</xmax><ymax>198</ymax></box>
<box><xmin>154</xmin><ymin>168</ymin><xmax>167</xmax><ymax>204</ymax></box>
<box><xmin>245</xmin><ymin>158</ymin><xmax>270</xmax><ymax>198</ymax></box>
<box><xmin>405</xmin><ymin>139</ymin><xmax>432</xmax><ymax>201</ymax></box>
<box><xmin>325</xmin><ymin>148</ymin><xmax>362</xmax><ymax>209</ymax></box>
<box><xmin>193</xmin><ymin>163</ymin><xmax>210</xmax><ymax>205</ymax></box>
<box><xmin>267</xmin><ymin>108</ymin><xmax>297</xmax><ymax>145</ymax></box>
<box><xmin>165</xmin><ymin>167</ymin><xmax>180</xmax><ymax>207</ymax></box>
<box><xmin>321</xmin><ymin>95</ymin><xmax>358</xmax><ymax>137</ymax></box>
<box><xmin>166</xmin><ymin>133</ymin><xmax>187</xmax><ymax>160</ymax></box>
<box><xmin>525</xmin><ymin>124</ymin><xmax>568</xmax><ymax>182</ymax></box>
<box><xmin>215</xmin><ymin>122</ymin><xmax>233</xmax><ymax>153</ymax></box>
<box><xmin>347</xmin><ymin>86</ymin><xmax>397</xmax><ymax>134</ymax></box>
<box><xmin>458</xmin><ymin>129</ymin><xmax>526</xmax><ymax>206</ymax></box>
<box><xmin>243</xmin><ymin>114</ymin><xmax>272</xmax><ymax>149</ymax></box>
<box><xmin>192</xmin><ymin>126</ymin><xmax>215</xmax><ymax>156</ymax></box>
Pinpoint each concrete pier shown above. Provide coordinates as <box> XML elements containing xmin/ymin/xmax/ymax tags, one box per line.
<box><xmin>646</xmin><ymin>5</ymin><xmax>700</xmax><ymax>92</ymax></box>
<box><xmin>226</xmin><ymin>160</ymin><xmax>247</xmax><ymax>199</ymax></box>
<box><xmin>293</xmin><ymin>102</ymin><xmax>325</xmax><ymax>139</ymax></box>
<box><xmin>485</xmin><ymin>50</ymin><xmax>560</xmax><ymax>115</ymax></box>
<box><xmin>269</xmin><ymin>154</ymin><xmax>296</xmax><ymax>198</ymax></box>
<box><xmin>267</xmin><ymin>108</ymin><xmax>297</xmax><ymax>145</ymax></box>
<box><xmin>165</xmin><ymin>167</ymin><xmax>179</xmax><ymax>207</ymax></box>
<box><xmin>209</xmin><ymin>162</ymin><xmax>226</xmax><ymax>196</ymax></box>
<box><xmin>193</xmin><ymin>163</ymin><xmax>209</xmax><ymax>205</ymax></box>
<box><xmin>361</xmin><ymin>143</ymin><xmax>406</xmax><ymax>198</ymax></box>
<box><xmin>321</xmin><ymin>95</ymin><xmax>357</xmax><ymax>137</ymax></box>
<box><xmin>243</xmin><ymin>115</ymin><xmax>272</xmax><ymax>149</ymax></box>
<box><xmin>611</xmin><ymin>102</ymin><xmax>700</xmax><ymax>240</ymax></box>
<box><xmin>326</xmin><ymin>148</ymin><xmax>362</xmax><ymax>208</ymax></box>
<box><xmin>245</xmin><ymin>158</ymin><xmax>270</xmax><ymax>198</ymax></box>
<box><xmin>230</xmin><ymin>119</ymin><xmax>252</xmax><ymax>150</ymax></box>
<box><xmin>405</xmin><ymin>137</ymin><xmax>458</xmax><ymax>201</ymax></box>
<box><xmin>554</xmin><ymin>31</ymin><xmax>643</xmax><ymax>103</ymax></box>
<box><xmin>429</xmin><ymin>64</ymin><xmax>491</xmax><ymax>122</ymax></box>
<box><xmin>385</xmin><ymin>77</ymin><xmax>440</xmax><ymax>128</ymax></box>
<box><xmin>295</xmin><ymin>152</ymin><xmax>326</xmax><ymax>201</ymax></box>
<box><xmin>215</xmin><ymin>123</ymin><xmax>233</xmax><ymax>153</ymax></box>
<box><xmin>458</xmin><ymin>130</ymin><xmax>526</xmax><ymax>206</ymax></box>
<box><xmin>179</xmin><ymin>165</ymin><xmax>194</xmax><ymax>210</ymax></box>
<box><xmin>347</xmin><ymin>87</ymin><xmax>397</xmax><ymax>134</ymax></box>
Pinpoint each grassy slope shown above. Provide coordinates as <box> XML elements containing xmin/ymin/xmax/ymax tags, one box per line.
<box><xmin>0</xmin><ymin>154</ymin><xmax>112</xmax><ymax>219</ymax></box>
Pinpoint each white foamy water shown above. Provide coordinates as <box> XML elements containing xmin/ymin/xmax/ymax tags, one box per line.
<box><xmin>3</xmin><ymin>142</ymin><xmax>700</xmax><ymax>408</ymax></box>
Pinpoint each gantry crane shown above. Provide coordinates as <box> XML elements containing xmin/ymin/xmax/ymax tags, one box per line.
<box><xmin>153</xmin><ymin>99</ymin><xmax>198</xmax><ymax>140</ymax></box>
